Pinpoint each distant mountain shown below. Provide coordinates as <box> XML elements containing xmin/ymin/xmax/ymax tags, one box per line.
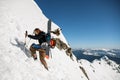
<box><xmin>73</xmin><ymin>48</ymin><xmax>120</xmax><ymax>64</ymax></box>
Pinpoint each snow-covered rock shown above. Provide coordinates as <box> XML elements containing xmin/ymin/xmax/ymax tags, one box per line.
<box><xmin>78</xmin><ymin>57</ymin><xmax>120</xmax><ymax>80</ymax></box>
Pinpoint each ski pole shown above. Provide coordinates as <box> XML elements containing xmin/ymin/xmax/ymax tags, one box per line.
<box><xmin>24</xmin><ymin>31</ymin><xmax>31</xmax><ymax>47</ymax></box>
<box><xmin>24</xmin><ymin>31</ymin><xmax>28</xmax><ymax>46</ymax></box>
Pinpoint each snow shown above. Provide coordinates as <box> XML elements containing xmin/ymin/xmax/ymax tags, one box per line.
<box><xmin>0</xmin><ymin>0</ymin><xmax>120</xmax><ymax>80</ymax></box>
<box><xmin>79</xmin><ymin>57</ymin><xmax>120</xmax><ymax>80</ymax></box>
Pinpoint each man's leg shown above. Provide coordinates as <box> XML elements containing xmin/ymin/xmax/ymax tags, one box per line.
<box><xmin>30</xmin><ymin>45</ymin><xmax>37</xmax><ymax>60</ymax></box>
<box><xmin>39</xmin><ymin>49</ymin><xmax>48</xmax><ymax>70</ymax></box>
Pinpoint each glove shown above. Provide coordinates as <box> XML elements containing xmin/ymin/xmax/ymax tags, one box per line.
<box><xmin>28</xmin><ymin>35</ymin><xmax>32</xmax><ymax>38</ymax></box>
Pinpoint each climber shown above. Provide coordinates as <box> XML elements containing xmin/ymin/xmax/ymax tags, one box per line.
<box><xmin>27</xmin><ymin>28</ymin><xmax>48</xmax><ymax>70</ymax></box>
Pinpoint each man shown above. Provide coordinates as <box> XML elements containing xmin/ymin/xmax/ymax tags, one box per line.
<box><xmin>27</xmin><ymin>28</ymin><xmax>48</xmax><ymax>70</ymax></box>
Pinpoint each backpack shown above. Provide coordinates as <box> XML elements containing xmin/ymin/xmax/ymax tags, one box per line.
<box><xmin>46</xmin><ymin>33</ymin><xmax>56</xmax><ymax>48</ymax></box>
<box><xmin>50</xmin><ymin>38</ymin><xmax>56</xmax><ymax>48</ymax></box>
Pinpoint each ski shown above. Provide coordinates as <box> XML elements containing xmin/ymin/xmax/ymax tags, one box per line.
<box><xmin>46</xmin><ymin>19</ymin><xmax>52</xmax><ymax>58</ymax></box>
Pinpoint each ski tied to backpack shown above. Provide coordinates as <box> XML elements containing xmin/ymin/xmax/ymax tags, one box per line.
<box><xmin>46</xmin><ymin>19</ymin><xmax>52</xmax><ymax>59</ymax></box>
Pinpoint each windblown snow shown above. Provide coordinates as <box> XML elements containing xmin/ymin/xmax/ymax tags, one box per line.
<box><xmin>0</xmin><ymin>0</ymin><xmax>120</xmax><ymax>80</ymax></box>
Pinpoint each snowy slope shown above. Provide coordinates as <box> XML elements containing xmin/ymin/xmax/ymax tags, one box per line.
<box><xmin>0</xmin><ymin>0</ymin><xmax>120</xmax><ymax>80</ymax></box>
<box><xmin>0</xmin><ymin>0</ymin><xmax>81</xmax><ymax>80</ymax></box>
<box><xmin>78</xmin><ymin>56</ymin><xmax>120</xmax><ymax>80</ymax></box>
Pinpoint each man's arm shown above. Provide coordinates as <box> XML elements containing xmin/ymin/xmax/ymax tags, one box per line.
<box><xmin>28</xmin><ymin>35</ymin><xmax>39</xmax><ymax>40</ymax></box>
<box><xmin>28</xmin><ymin>31</ymin><xmax>46</xmax><ymax>40</ymax></box>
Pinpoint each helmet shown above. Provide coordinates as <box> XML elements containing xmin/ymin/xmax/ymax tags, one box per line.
<box><xmin>41</xmin><ymin>42</ymin><xmax>48</xmax><ymax>49</ymax></box>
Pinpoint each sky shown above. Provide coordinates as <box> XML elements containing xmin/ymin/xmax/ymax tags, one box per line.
<box><xmin>34</xmin><ymin>0</ymin><xmax>120</xmax><ymax>49</ymax></box>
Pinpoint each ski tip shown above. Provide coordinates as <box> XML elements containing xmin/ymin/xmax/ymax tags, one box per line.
<box><xmin>48</xmin><ymin>19</ymin><xmax>52</xmax><ymax>22</ymax></box>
